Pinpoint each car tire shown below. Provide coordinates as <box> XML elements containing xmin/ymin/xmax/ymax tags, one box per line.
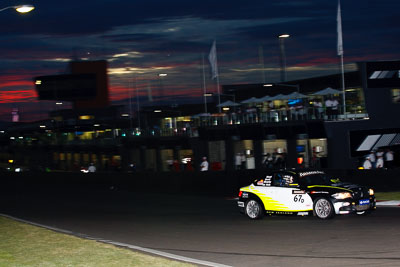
<box><xmin>313</xmin><ymin>197</ymin><xmax>334</xmax><ymax>219</ymax></box>
<box><xmin>245</xmin><ymin>199</ymin><xmax>264</xmax><ymax>220</ymax></box>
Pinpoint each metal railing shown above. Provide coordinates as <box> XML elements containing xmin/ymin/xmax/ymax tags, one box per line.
<box><xmin>5</xmin><ymin>105</ymin><xmax>368</xmax><ymax>146</ymax></box>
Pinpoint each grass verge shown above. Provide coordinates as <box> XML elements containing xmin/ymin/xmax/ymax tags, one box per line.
<box><xmin>375</xmin><ymin>191</ymin><xmax>400</xmax><ymax>201</ymax></box>
<box><xmin>0</xmin><ymin>216</ymin><xmax>194</xmax><ymax>267</ymax></box>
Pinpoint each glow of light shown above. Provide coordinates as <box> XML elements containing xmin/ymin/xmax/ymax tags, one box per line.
<box><xmin>154</xmin><ymin>110</ymin><xmax>162</xmax><ymax>113</ymax></box>
<box><xmin>297</xmin><ymin>157</ymin><xmax>304</xmax><ymax>165</ymax></box>
<box><xmin>369</xmin><ymin>189</ymin><xmax>374</xmax><ymax>195</ymax></box>
<box><xmin>263</xmin><ymin>84</ymin><xmax>273</xmax><ymax>87</ymax></box>
<box><xmin>111</xmin><ymin>51</ymin><xmax>142</xmax><ymax>59</ymax></box>
<box><xmin>279</xmin><ymin>34</ymin><xmax>290</xmax><ymax>38</ymax></box>
<box><xmin>15</xmin><ymin>5</ymin><xmax>35</xmax><ymax>13</ymax></box>
<box><xmin>79</xmin><ymin>115</ymin><xmax>94</xmax><ymax>120</ymax></box>
<box><xmin>44</xmin><ymin>58</ymin><xmax>71</xmax><ymax>62</ymax></box>
<box><xmin>112</xmin><ymin>53</ymin><xmax>129</xmax><ymax>58</ymax></box>
<box><xmin>158</xmin><ymin>73</ymin><xmax>168</xmax><ymax>77</ymax></box>
<box><xmin>35</xmin><ymin>80</ymin><xmax>42</xmax><ymax>85</ymax></box>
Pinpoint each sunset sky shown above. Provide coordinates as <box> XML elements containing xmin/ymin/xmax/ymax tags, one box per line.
<box><xmin>0</xmin><ymin>0</ymin><xmax>399</xmax><ymax>121</ymax></box>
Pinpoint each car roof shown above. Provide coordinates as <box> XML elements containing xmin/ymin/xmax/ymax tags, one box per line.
<box><xmin>268</xmin><ymin>168</ymin><xmax>323</xmax><ymax>173</ymax></box>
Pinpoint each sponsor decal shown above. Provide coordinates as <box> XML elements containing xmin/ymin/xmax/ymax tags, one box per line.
<box><xmin>299</xmin><ymin>171</ymin><xmax>325</xmax><ymax>177</ymax></box>
<box><xmin>310</xmin><ymin>191</ymin><xmax>329</xmax><ymax>194</ymax></box>
<box><xmin>264</xmin><ymin>175</ymin><xmax>272</xmax><ymax>186</ymax></box>
<box><xmin>242</xmin><ymin>192</ymin><xmax>248</xmax><ymax>198</ymax></box>
<box><xmin>359</xmin><ymin>199</ymin><xmax>370</xmax><ymax>205</ymax></box>
<box><xmin>238</xmin><ymin>201</ymin><xmax>245</xmax><ymax>207</ymax></box>
<box><xmin>293</xmin><ymin>190</ymin><xmax>305</xmax><ymax>194</ymax></box>
<box><xmin>266</xmin><ymin>211</ymin><xmax>294</xmax><ymax>215</ymax></box>
<box><xmin>297</xmin><ymin>212</ymin><xmax>309</xmax><ymax>216</ymax></box>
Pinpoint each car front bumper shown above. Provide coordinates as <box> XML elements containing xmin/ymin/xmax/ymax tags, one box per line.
<box><xmin>333</xmin><ymin>196</ymin><xmax>376</xmax><ymax>215</ymax></box>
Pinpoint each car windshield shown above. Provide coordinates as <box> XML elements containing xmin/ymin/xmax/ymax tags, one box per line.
<box><xmin>299</xmin><ymin>173</ymin><xmax>334</xmax><ymax>186</ymax></box>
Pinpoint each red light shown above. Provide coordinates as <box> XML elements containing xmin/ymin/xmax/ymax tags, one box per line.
<box><xmin>238</xmin><ymin>191</ymin><xmax>243</xmax><ymax>197</ymax></box>
<box><xmin>297</xmin><ymin>157</ymin><xmax>304</xmax><ymax>165</ymax></box>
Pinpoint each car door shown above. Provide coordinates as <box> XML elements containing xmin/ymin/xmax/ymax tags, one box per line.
<box><xmin>256</xmin><ymin>172</ymin><xmax>313</xmax><ymax>212</ymax></box>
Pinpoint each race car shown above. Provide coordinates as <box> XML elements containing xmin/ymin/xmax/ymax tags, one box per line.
<box><xmin>237</xmin><ymin>169</ymin><xmax>376</xmax><ymax>219</ymax></box>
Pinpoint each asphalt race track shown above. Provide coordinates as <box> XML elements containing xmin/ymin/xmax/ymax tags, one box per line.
<box><xmin>2</xmin><ymin>188</ymin><xmax>400</xmax><ymax>267</ymax></box>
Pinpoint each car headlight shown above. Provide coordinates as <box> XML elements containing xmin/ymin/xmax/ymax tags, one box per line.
<box><xmin>332</xmin><ymin>192</ymin><xmax>352</xmax><ymax>199</ymax></box>
<box><xmin>369</xmin><ymin>188</ymin><xmax>374</xmax><ymax>196</ymax></box>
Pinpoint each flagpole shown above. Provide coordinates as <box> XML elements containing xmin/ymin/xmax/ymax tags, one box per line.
<box><xmin>337</xmin><ymin>0</ymin><xmax>346</xmax><ymax>117</ymax></box>
<box><xmin>202</xmin><ymin>54</ymin><xmax>207</xmax><ymax>113</ymax></box>
<box><xmin>135</xmin><ymin>76</ymin><xmax>141</xmax><ymax>130</ymax></box>
<box><xmin>216</xmin><ymin>69</ymin><xmax>221</xmax><ymax>113</ymax></box>
<box><xmin>128</xmin><ymin>77</ymin><xmax>133</xmax><ymax>133</ymax></box>
<box><xmin>340</xmin><ymin>53</ymin><xmax>346</xmax><ymax>116</ymax></box>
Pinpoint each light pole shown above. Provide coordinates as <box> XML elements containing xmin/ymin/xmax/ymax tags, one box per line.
<box><xmin>158</xmin><ymin>73</ymin><xmax>167</xmax><ymax>106</ymax></box>
<box><xmin>278</xmin><ymin>34</ymin><xmax>290</xmax><ymax>82</ymax></box>
<box><xmin>0</xmin><ymin>4</ymin><xmax>35</xmax><ymax>13</ymax></box>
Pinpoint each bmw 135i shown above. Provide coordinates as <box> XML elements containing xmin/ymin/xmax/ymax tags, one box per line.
<box><xmin>238</xmin><ymin>170</ymin><xmax>376</xmax><ymax>219</ymax></box>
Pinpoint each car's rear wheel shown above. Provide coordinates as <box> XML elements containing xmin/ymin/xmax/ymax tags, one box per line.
<box><xmin>313</xmin><ymin>197</ymin><xmax>334</xmax><ymax>219</ymax></box>
<box><xmin>245</xmin><ymin>199</ymin><xmax>264</xmax><ymax>219</ymax></box>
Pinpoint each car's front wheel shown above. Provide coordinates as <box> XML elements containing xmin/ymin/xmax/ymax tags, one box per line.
<box><xmin>313</xmin><ymin>197</ymin><xmax>334</xmax><ymax>219</ymax></box>
<box><xmin>245</xmin><ymin>199</ymin><xmax>264</xmax><ymax>219</ymax></box>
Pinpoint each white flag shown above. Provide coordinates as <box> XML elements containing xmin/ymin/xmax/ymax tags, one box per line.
<box><xmin>337</xmin><ymin>0</ymin><xmax>343</xmax><ymax>56</ymax></box>
<box><xmin>208</xmin><ymin>40</ymin><xmax>218</xmax><ymax>79</ymax></box>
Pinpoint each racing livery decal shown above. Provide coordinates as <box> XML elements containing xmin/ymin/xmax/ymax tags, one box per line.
<box><xmin>238</xmin><ymin>169</ymin><xmax>376</xmax><ymax>220</ymax></box>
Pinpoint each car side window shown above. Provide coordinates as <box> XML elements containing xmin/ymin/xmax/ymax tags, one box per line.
<box><xmin>272</xmin><ymin>173</ymin><xmax>294</xmax><ymax>187</ymax></box>
<box><xmin>272</xmin><ymin>173</ymin><xmax>283</xmax><ymax>187</ymax></box>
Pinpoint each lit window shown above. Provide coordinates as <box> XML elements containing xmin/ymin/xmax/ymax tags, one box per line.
<box><xmin>79</xmin><ymin>115</ymin><xmax>94</xmax><ymax>120</ymax></box>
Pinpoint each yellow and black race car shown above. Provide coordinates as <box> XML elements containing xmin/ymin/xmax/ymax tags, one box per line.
<box><xmin>238</xmin><ymin>170</ymin><xmax>376</xmax><ymax>219</ymax></box>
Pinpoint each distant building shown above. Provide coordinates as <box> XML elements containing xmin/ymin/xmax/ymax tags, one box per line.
<box><xmin>1</xmin><ymin>60</ymin><xmax>400</xmax><ymax>172</ymax></box>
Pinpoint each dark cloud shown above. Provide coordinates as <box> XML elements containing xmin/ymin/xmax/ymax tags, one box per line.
<box><xmin>0</xmin><ymin>0</ymin><xmax>399</xmax><ymax>121</ymax></box>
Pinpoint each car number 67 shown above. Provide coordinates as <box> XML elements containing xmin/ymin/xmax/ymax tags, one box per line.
<box><xmin>294</xmin><ymin>195</ymin><xmax>304</xmax><ymax>203</ymax></box>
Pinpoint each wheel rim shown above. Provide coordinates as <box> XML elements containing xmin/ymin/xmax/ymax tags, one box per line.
<box><xmin>246</xmin><ymin>200</ymin><xmax>260</xmax><ymax>219</ymax></box>
<box><xmin>315</xmin><ymin>198</ymin><xmax>332</xmax><ymax>219</ymax></box>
